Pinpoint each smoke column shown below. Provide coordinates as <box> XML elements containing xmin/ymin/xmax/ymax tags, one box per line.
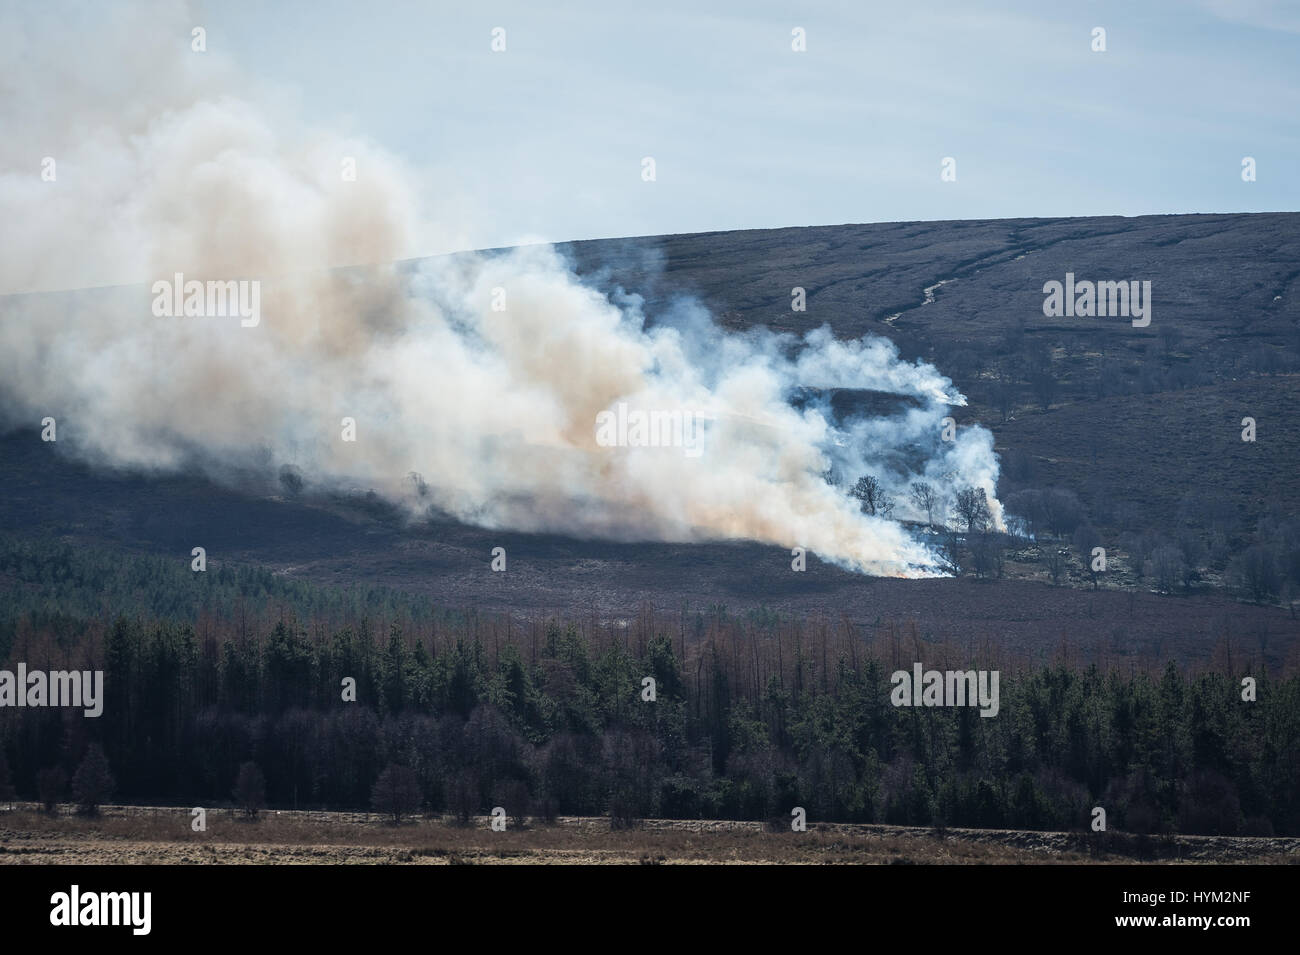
<box><xmin>0</xmin><ymin>2</ymin><xmax>1001</xmax><ymax>577</ymax></box>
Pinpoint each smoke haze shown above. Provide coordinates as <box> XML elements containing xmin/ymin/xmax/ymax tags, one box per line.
<box><xmin>0</xmin><ymin>2</ymin><xmax>1001</xmax><ymax>577</ymax></box>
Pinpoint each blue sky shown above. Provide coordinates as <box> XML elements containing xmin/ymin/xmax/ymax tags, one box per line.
<box><xmin>186</xmin><ymin>0</ymin><xmax>1300</xmax><ymax>249</ymax></box>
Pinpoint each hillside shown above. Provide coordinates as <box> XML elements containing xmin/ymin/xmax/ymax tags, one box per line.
<box><xmin>3</xmin><ymin>213</ymin><xmax>1300</xmax><ymax>670</ymax></box>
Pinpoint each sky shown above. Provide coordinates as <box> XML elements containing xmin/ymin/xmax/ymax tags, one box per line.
<box><xmin>185</xmin><ymin>0</ymin><xmax>1300</xmax><ymax>253</ymax></box>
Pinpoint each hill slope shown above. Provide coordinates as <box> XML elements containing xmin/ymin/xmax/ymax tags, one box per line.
<box><xmin>4</xmin><ymin>212</ymin><xmax>1299</xmax><ymax>666</ymax></box>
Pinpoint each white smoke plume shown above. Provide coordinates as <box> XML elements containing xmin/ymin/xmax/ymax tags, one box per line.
<box><xmin>0</xmin><ymin>2</ymin><xmax>1001</xmax><ymax>577</ymax></box>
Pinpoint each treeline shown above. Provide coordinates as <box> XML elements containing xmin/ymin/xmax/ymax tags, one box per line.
<box><xmin>0</xmin><ymin>534</ymin><xmax>448</xmax><ymax>658</ymax></box>
<box><xmin>2</xmin><ymin>536</ymin><xmax>1297</xmax><ymax>834</ymax></box>
<box><xmin>2</xmin><ymin>608</ymin><xmax>1297</xmax><ymax>836</ymax></box>
<box><xmin>992</xmin><ymin>486</ymin><xmax>1300</xmax><ymax>600</ymax></box>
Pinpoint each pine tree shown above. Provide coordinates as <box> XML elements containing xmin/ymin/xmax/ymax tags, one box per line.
<box><xmin>71</xmin><ymin>743</ymin><xmax>115</xmax><ymax>816</ymax></box>
<box><xmin>37</xmin><ymin>766</ymin><xmax>67</xmax><ymax>815</ymax></box>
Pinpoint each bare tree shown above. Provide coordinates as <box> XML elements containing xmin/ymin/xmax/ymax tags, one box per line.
<box><xmin>371</xmin><ymin>763</ymin><xmax>422</xmax><ymax>823</ymax></box>
<box><xmin>850</xmin><ymin>475</ymin><xmax>894</xmax><ymax>518</ymax></box>
<box><xmin>233</xmin><ymin>761</ymin><xmax>266</xmax><ymax>819</ymax></box>
<box><xmin>447</xmin><ymin>773</ymin><xmax>479</xmax><ymax>826</ymax></box>
<box><xmin>909</xmin><ymin>482</ymin><xmax>940</xmax><ymax>526</ymax></box>
<box><xmin>1044</xmin><ymin>546</ymin><xmax>1068</xmax><ymax>585</ymax></box>
<box><xmin>970</xmin><ymin>531</ymin><xmax>1005</xmax><ymax>579</ymax></box>
<box><xmin>937</xmin><ymin>530</ymin><xmax>964</xmax><ymax>576</ymax></box>
<box><xmin>1043</xmin><ymin>488</ymin><xmax>1086</xmax><ymax>538</ymax></box>
<box><xmin>955</xmin><ymin>487</ymin><xmax>991</xmax><ymax>534</ymax></box>
<box><xmin>1005</xmin><ymin>488</ymin><xmax>1046</xmax><ymax>538</ymax></box>
<box><xmin>1073</xmin><ymin>524</ymin><xmax>1102</xmax><ymax>590</ymax></box>
<box><xmin>492</xmin><ymin>778</ymin><xmax>532</xmax><ymax>830</ymax></box>
<box><xmin>1229</xmin><ymin>544</ymin><xmax>1280</xmax><ymax>602</ymax></box>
